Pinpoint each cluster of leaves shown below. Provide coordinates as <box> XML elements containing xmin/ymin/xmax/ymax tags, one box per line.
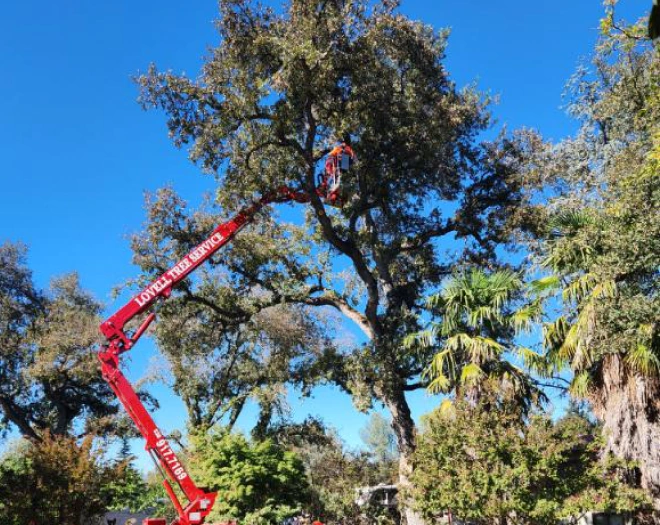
<box><xmin>410</xmin><ymin>398</ymin><xmax>650</xmax><ymax>525</ymax></box>
<box><xmin>100</xmin><ymin>460</ymin><xmax>156</xmax><ymax>513</ymax></box>
<box><xmin>188</xmin><ymin>428</ymin><xmax>312</xmax><ymax>524</ymax></box>
<box><xmin>0</xmin><ymin>241</ymin><xmax>121</xmax><ymax>441</ymax></box>
<box><xmin>0</xmin><ymin>433</ymin><xmax>145</xmax><ymax>525</ymax></box>
<box><xmin>292</xmin><ymin>422</ymin><xmax>397</xmax><ymax>524</ymax></box>
<box><xmin>406</xmin><ymin>268</ymin><xmax>546</xmax><ymax>413</ymax></box>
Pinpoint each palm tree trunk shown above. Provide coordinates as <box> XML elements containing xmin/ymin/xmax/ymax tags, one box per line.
<box><xmin>592</xmin><ymin>354</ymin><xmax>660</xmax><ymax>506</ymax></box>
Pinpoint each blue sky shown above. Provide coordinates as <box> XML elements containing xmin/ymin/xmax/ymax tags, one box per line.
<box><xmin>0</xmin><ymin>0</ymin><xmax>649</xmax><ymax>465</ymax></box>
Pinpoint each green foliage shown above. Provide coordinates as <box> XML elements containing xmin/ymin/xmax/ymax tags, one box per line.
<box><xmin>0</xmin><ymin>434</ymin><xmax>136</xmax><ymax>525</ymax></box>
<box><xmin>258</xmin><ymin>417</ymin><xmax>395</xmax><ymax>522</ymax></box>
<box><xmin>518</xmin><ymin>11</ymin><xmax>660</xmax><ymax>498</ymax></box>
<box><xmin>189</xmin><ymin>428</ymin><xmax>311</xmax><ymax>524</ymax></box>
<box><xmin>129</xmin><ymin>188</ymin><xmax>338</xmax><ymax>433</ymax></box>
<box><xmin>531</xmin><ymin>130</ymin><xmax>660</xmax><ymax>494</ymax></box>
<box><xmin>100</xmin><ymin>460</ymin><xmax>153</xmax><ymax>513</ymax></box>
<box><xmin>536</xmin><ymin>132</ymin><xmax>660</xmax><ymax>391</ymax></box>
<box><xmin>410</xmin><ymin>399</ymin><xmax>650</xmax><ymax>524</ymax></box>
<box><xmin>0</xmin><ymin>242</ymin><xmax>122</xmax><ymax>440</ymax></box>
<box><xmin>406</xmin><ymin>268</ymin><xmax>545</xmax><ymax>412</ymax></box>
<box><xmin>295</xmin><ymin>428</ymin><xmax>393</xmax><ymax>524</ymax></box>
<box><xmin>131</xmin><ymin>7</ymin><xmax>540</xmax><ymax>511</ymax></box>
<box><xmin>359</xmin><ymin>412</ymin><xmax>399</xmax><ymax>486</ymax></box>
<box><xmin>359</xmin><ymin>412</ymin><xmax>398</xmax><ymax>466</ymax></box>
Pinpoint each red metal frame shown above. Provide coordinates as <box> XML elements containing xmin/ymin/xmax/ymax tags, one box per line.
<box><xmin>97</xmin><ymin>144</ymin><xmax>354</xmax><ymax>525</ymax></box>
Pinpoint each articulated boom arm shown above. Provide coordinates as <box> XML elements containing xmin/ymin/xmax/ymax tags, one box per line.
<box><xmin>98</xmin><ymin>187</ymin><xmax>309</xmax><ymax>525</ymax></box>
<box><xmin>98</xmin><ymin>144</ymin><xmax>354</xmax><ymax>525</ymax></box>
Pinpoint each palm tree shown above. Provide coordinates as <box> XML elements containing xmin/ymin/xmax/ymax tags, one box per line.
<box><xmin>406</xmin><ymin>268</ymin><xmax>545</xmax><ymax>412</ymax></box>
<box><xmin>536</xmin><ymin>204</ymin><xmax>660</xmax><ymax>500</ymax></box>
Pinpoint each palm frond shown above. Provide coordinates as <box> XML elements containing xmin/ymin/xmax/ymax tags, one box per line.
<box><xmin>426</xmin><ymin>292</ymin><xmax>445</xmax><ymax>310</ymax></box>
<box><xmin>427</xmin><ymin>373</ymin><xmax>452</xmax><ymax>394</ymax></box>
<box><xmin>568</xmin><ymin>371</ymin><xmax>592</xmax><ymax>399</ymax></box>
<box><xmin>460</xmin><ymin>363</ymin><xmax>485</xmax><ymax>387</ymax></box>
<box><xmin>403</xmin><ymin>325</ymin><xmax>440</xmax><ymax>349</ymax></box>
<box><xmin>471</xmin><ymin>336</ymin><xmax>505</xmax><ymax>361</ymax></box>
<box><xmin>424</xmin><ymin>348</ymin><xmax>457</xmax><ymax>393</ymax></box>
<box><xmin>529</xmin><ymin>275</ymin><xmax>561</xmax><ymax>295</ymax></box>
<box><xmin>486</xmin><ymin>269</ymin><xmax>522</xmax><ymax>292</ymax></box>
<box><xmin>559</xmin><ymin>322</ymin><xmax>580</xmax><ymax>364</ymax></box>
<box><xmin>543</xmin><ymin>316</ymin><xmax>592</xmax><ymax>370</ymax></box>
<box><xmin>445</xmin><ymin>333</ymin><xmax>473</xmax><ymax>352</ymax></box>
<box><xmin>425</xmin><ymin>348</ymin><xmax>451</xmax><ymax>376</ymax></box>
<box><xmin>590</xmin><ymin>279</ymin><xmax>617</xmax><ymax>300</ymax></box>
<box><xmin>626</xmin><ymin>343</ymin><xmax>660</xmax><ymax>377</ymax></box>
<box><xmin>468</xmin><ymin>305</ymin><xmax>501</xmax><ymax>328</ymax></box>
<box><xmin>516</xmin><ymin>346</ymin><xmax>552</xmax><ymax>376</ymax></box>
<box><xmin>549</xmin><ymin>210</ymin><xmax>594</xmax><ymax>235</ymax></box>
<box><xmin>543</xmin><ymin>317</ymin><xmax>570</xmax><ymax>348</ymax></box>
<box><xmin>511</xmin><ymin>302</ymin><xmax>543</xmax><ymax>333</ymax></box>
<box><xmin>562</xmin><ymin>273</ymin><xmax>598</xmax><ymax>304</ymax></box>
<box><xmin>570</xmin><ymin>303</ymin><xmax>597</xmax><ymax>370</ymax></box>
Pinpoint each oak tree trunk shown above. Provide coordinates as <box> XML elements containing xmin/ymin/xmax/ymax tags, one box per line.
<box><xmin>384</xmin><ymin>387</ymin><xmax>425</xmax><ymax>525</ymax></box>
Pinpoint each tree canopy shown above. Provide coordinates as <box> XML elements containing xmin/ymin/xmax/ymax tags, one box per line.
<box><xmin>189</xmin><ymin>429</ymin><xmax>311</xmax><ymax>524</ymax></box>
<box><xmin>411</xmin><ymin>398</ymin><xmax>650</xmax><ymax>525</ymax></box>
<box><xmin>133</xmin><ymin>3</ymin><xmax>539</xmax><ymax>521</ymax></box>
<box><xmin>0</xmin><ymin>433</ymin><xmax>135</xmax><ymax>525</ymax></box>
<box><xmin>0</xmin><ymin>242</ymin><xmax>119</xmax><ymax>441</ymax></box>
<box><xmin>525</xmin><ymin>10</ymin><xmax>660</xmax><ymax>500</ymax></box>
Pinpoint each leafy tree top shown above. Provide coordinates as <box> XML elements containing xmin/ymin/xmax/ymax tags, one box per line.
<box><xmin>189</xmin><ymin>428</ymin><xmax>311</xmax><ymax>523</ymax></box>
<box><xmin>0</xmin><ymin>242</ymin><xmax>121</xmax><ymax>441</ymax></box>
<box><xmin>411</xmin><ymin>398</ymin><xmax>651</xmax><ymax>525</ymax></box>
<box><xmin>134</xmin><ymin>0</ymin><xmax>537</xmax><ymax>399</ymax></box>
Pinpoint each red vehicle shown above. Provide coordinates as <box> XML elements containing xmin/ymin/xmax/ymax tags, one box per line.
<box><xmin>98</xmin><ymin>146</ymin><xmax>354</xmax><ymax>525</ymax></box>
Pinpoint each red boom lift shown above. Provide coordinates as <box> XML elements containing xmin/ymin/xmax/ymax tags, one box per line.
<box><xmin>98</xmin><ymin>144</ymin><xmax>355</xmax><ymax>525</ymax></box>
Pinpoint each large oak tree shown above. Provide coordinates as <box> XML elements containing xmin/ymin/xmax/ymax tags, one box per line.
<box><xmin>134</xmin><ymin>1</ymin><xmax>536</xmax><ymax>521</ymax></box>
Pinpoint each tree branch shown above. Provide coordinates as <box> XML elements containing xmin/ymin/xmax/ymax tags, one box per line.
<box><xmin>399</xmin><ymin>220</ymin><xmax>456</xmax><ymax>252</ymax></box>
<box><xmin>303</xmin><ymin>294</ymin><xmax>374</xmax><ymax>340</ymax></box>
<box><xmin>403</xmin><ymin>381</ymin><xmax>428</xmax><ymax>391</ymax></box>
<box><xmin>0</xmin><ymin>396</ymin><xmax>40</xmax><ymax>442</ymax></box>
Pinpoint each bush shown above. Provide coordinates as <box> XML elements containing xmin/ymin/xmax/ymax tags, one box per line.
<box><xmin>189</xmin><ymin>428</ymin><xmax>311</xmax><ymax>524</ymax></box>
<box><xmin>0</xmin><ymin>433</ymin><xmax>134</xmax><ymax>525</ymax></box>
<box><xmin>410</xmin><ymin>400</ymin><xmax>651</xmax><ymax>524</ymax></box>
